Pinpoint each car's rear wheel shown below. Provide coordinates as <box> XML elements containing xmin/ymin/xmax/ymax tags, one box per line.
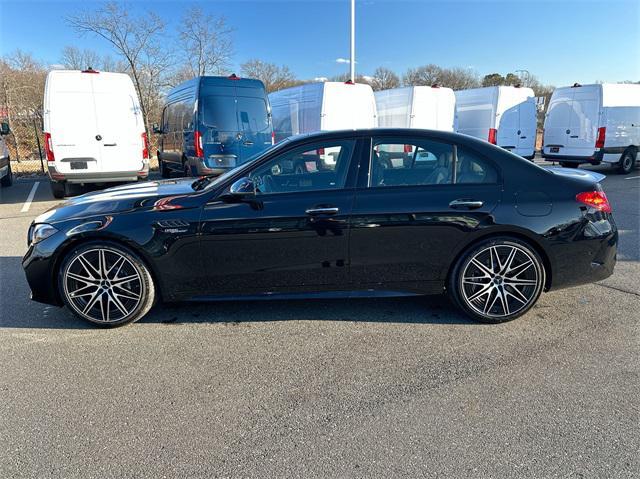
<box><xmin>448</xmin><ymin>238</ymin><xmax>545</xmax><ymax>323</ymax></box>
<box><xmin>618</xmin><ymin>149</ymin><xmax>636</xmax><ymax>174</ymax></box>
<box><xmin>1</xmin><ymin>162</ymin><xmax>13</xmax><ymax>187</ymax></box>
<box><xmin>58</xmin><ymin>241</ymin><xmax>155</xmax><ymax>327</ymax></box>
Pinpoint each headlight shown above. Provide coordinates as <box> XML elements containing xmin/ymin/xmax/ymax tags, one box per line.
<box><xmin>29</xmin><ymin>223</ymin><xmax>58</xmax><ymax>245</ymax></box>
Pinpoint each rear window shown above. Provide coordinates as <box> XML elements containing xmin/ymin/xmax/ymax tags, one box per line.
<box><xmin>237</xmin><ymin>97</ymin><xmax>270</xmax><ymax>133</ymax></box>
<box><xmin>201</xmin><ymin>96</ymin><xmax>238</xmax><ymax>131</ymax></box>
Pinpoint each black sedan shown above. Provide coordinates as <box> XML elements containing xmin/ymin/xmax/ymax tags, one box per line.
<box><xmin>23</xmin><ymin>129</ymin><xmax>617</xmax><ymax>327</ymax></box>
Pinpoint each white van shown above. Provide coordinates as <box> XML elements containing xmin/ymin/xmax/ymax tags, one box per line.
<box><xmin>375</xmin><ymin>86</ymin><xmax>456</xmax><ymax>131</ymax></box>
<box><xmin>0</xmin><ymin>121</ymin><xmax>12</xmax><ymax>187</ymax></box>
<box><xmin>542</xmin><ymin>83</ymin><xmax>640</xmax><ymax>173</ymax></box>
<box><xmin>269</xmin><ymin>82</ymin><xmax>377</xmax><ymax>140</ymax></box>
<box><xmin>43</xmin><ymin>69</ymin><xmax>149</xmax><ymax>198</ymax></box>
<box><xmin>455</xmin><ymin>86</ymin><xmax>537</xmax><ymax>159</ymax></box>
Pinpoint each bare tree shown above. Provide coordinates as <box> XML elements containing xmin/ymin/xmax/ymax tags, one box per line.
<box><xmin>438</xmin><ymin>67</ymin><xmax>480</xmax><ymax>90</ymax></box>
<box><xmin>403</xmin><ymin>64</ymin><xmax>442</xmax><ymax>86</ymax></box>
<box><xmin>370</xmin><ymin>67</ymin><xmax>400</xmax><ymax>91</ymax></box>
<box><xmin>177</xmin><ymin>6</ymin><xmax>233</xmax><ymax>77</ymax></box>
<box><xmin>61</xmin><ymin>46</ymin><xmax>102</xmax><ymax>70</ymax></box>
<box><xmin>240</xmin><ymin>59</ymin><xmax>302</xmax><ymax>92</ymax></box>
<box><xmin>66</xmin><ymin>2</ymin><xmax>167</xmax><ymax>135</ymax></box>
<box><xmin>0</xmin><ymin>51</ymin><xmax>47</xmax><ymax>163</ymax></box>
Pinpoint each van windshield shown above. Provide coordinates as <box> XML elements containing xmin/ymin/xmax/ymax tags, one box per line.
<box><xmin>201</xmin><ymin>96</ymin><xmax>238</xmax><ymax>131</ymax></box>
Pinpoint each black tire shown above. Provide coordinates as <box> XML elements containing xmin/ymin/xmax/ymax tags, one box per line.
<box><xmin>58</xmin><ymin>241</ymin><xmax>155</xmax><ymax>327</ymax></box>
<box><xmin>617</xmin><ymin>149</ymin><xmax>636</xmax><ymax>174</ymax></box>
<box><xmin>183</xmin><ymin>161</ymin><xmax>192</xmax><ymax>177</ymax></box>
<box><xmin>559</xmin><ymin>161</ymin><xmax>579</xmax><ymax>168</ymax></box>
<box><xmin>159</xmin><ymin>154</ymin><xmax>171</xmax><ymax>178</ymax></box>
<box><xmin>448</xmin><ymin>237</ymin><xmax>546</xmax><ymax>323</ymax></box>
<box><xmin>1</xmin><ymin>162</ymin><xmax>13</xmax><ymax>187</ymax></box>
<box><xmin>50</xmin><ymin>180</ymin><xmax>65</xmax><ymax>199</ymax></box>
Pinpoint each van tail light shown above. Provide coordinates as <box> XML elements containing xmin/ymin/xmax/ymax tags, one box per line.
<box><xmin>595</xmin><ymin>127</ymin><xmax>606</xmax><ymax>149</ymax></box>
<box><xmin>141</xmin><ymin>132</ymin><xmax>149</xmax><ymax>159</ymax></box>
<box><xmin>194</xmin><ymin>131</ymin><xmax>204</xmax><ymax>158</ymax></box>
<box><xmin>488</xmin><ymin>128</ymin><xmax>497</xmax><ymax>145</ymax></box>
<box><xmin>403</xmin><ymin>144</ymin><xmax>413</xmax><ymax>153</ymax></box>
<box><xmin>576</xmin><ymin>190</ymin><xmax>611</xmax><ymax>213</ymax></box>
<box><xmin>271</xmin><ymin>131</ymin><xmax>275</xmax><ymax>145</ymax></box>
<box><xmin>44</xmin><ymin>133</ymin><xmax>55</xmax><ymax>162</ymax></box>
<box><xmin>317</xmin><ymin>148</ymin><xmax>325</xmax><ymax>155</ymax></box>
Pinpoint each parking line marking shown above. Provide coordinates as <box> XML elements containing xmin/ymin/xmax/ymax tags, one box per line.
<box><xmin>624</xmin><ymin>175</ymin><xmax>640</xmax><ymax>180</ymax></box>
<box><xmin>21</xmin><ymin>182</ymin><xmax>40</xmax><ymax>213</ymax></box>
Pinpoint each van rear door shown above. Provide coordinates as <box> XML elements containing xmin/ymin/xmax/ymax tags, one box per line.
<box><xmin>496</xmin><ymin>102</ymin><xmax>519</xmax><ymax>151</ymax></box>
<box><xmin>200</xmin><ymin>94</ymin><xmax>240</xmax><ymax>169</ymax></box>
<box><xmin>92</xmin><ymin>75</ymin><xmax>144</xmax><ymax>173</ymax></box>
<box><xmin>48</xmin><ymin>73</ymin><xmax>102</xmax><ymax>175</ymax></box>
<box><xmin>516</xmin><ymin>98</ymin><xmax>536</xmax><ymax>156</ymax></box>
<box><xmin>544</xmin><ymin>88</ymin><xmax>574</xmax><ymax>152</ymax></box>
<box><xmin>237</xmin><ymin>95</ymin><xmax>272</xmax><ymax>162</ymax></box>
<box><xmin>566</xmin><ymin>86</ymin><xmax>599</xmax><ymax>156</ymax></box>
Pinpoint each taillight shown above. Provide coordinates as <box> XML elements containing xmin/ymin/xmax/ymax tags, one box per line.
<box><xmin>488</xmin><ymin>128</ymin><xmax>497</xmax><ymax>145</ymax></box>
<box><xmin>576</xmin><ymin>191</ymin><xmax>611</xmax><ymax>213</ymax></box>
<box><xmin>403</xmin><ymin>144</ymin><xmax>413</xmax><ymax>153</ymax></box>
<box><xmin>194</xmin><ymin>131</ymin><xmax>204</xmax><ymax>158</ymax></box>
<box><xmin>44</xmin><ymin>132</ymin><xmax>55</xmax><ymax>162</ymax></box>
<box><xmin>595</xmin><ymin>127</ymin><xmax>606</xmax><ymax>149</ymax></box>
<box><xmin>317</xmin><ymin>148</ymin><xmax>325</xmax><ymax>155</ymax></box>
<box><xmin>271</xmin><ymin>131</ymin><xmax>275</xmax><ymax>145</ymax></box>
<box><xmin>141</xmin><ymin>132</ymin><xmax>149</xmax><ymax>159</ymax></box>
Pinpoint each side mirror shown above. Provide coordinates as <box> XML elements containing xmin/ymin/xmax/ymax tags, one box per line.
<box><xmin>152</xmin><ymin>123</ymin><xmax>163</xmax><ymax>134</ymax></box>
<box><xmin>0</xmin><ymin>122</ymin><xmax>9</xmax><ymax>135</ymax></box>
<box><xmin>229</xmin><ymin>177</ymin><xmax>256</xmax><ymax>197</ymax></box>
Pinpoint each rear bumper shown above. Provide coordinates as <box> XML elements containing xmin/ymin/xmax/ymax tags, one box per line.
<box><xmin>547</xmin><ymin>215</ymin><xmax>617</xmax><ymax>290</ymax></box>
<box><xmin>542</xmin><ymin>153</ymin><xmax>601</xmax><ymax>164</ymax></box>
<box><xmin>48</xmin><ymin>164</ymin><xmax>149</xmax><ymax>183</ymax></box>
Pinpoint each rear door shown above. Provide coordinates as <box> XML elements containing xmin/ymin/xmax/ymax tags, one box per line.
<box><xmin>496</xmin><ymin>102</ymin><xmax>519</xmax><ymax>151</ymax></box>
<box><xmin>200</xmin><ymin>94</ymin><xmax>241</xmax><ymax>170</ymax></box>
<box><xmin>236</xmin><ymin>95</ymin><xmax>272</xmax><ymax>163</ymax></box>
<box><xmin>544</xmin><ymin>89</ymin><xmax>574</xmax><ymax>151</ymax></box>
<box><xmin>349</xmin><ymin>135</ymin><xmax>502</xmax><ymax>290</ymax></box>
<box><xmin>93</xmin><ymin>75</ymin><xmax>144</xmax><ymax>173</ymax></box>
<box><xmin>516</xmin><ymin>99</ymin><xmax>536</xmax><ymax>156</ymax></box>
<box><xmin>48</xmin><ymin>73</ymin><xmax>102</xmax><ymax>175</ymax></box>
<box><xmin>566</xmin><ymin>87</ymin><xmax>599</xmax><ymax>156</ymax></box>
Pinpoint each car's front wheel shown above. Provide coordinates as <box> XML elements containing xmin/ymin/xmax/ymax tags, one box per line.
<box><xmin>448</xmin><ymin>238</ymin><xmax>545</xmax><ymax>323</ymax></box>
<box><xmin>58</xmin><ymin>241</ymin><xmax>155</xmax><ymax>327</ymax></box>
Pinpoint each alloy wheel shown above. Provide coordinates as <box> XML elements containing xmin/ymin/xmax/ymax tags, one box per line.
<box><xmin>63</xmin><ymin>248</ymin><xmax>143</xmax><ymax>323</ymax></box>
<box><xmin>460</xmin><ymin>244</ymin><xmax>541</xmax><ymax>319</ymax></box>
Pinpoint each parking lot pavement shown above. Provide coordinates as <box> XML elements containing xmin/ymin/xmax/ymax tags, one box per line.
<box><xmin>1</xmin><ymin>169</ymin><xmax>639</xmax><ymax>477</ymax></box>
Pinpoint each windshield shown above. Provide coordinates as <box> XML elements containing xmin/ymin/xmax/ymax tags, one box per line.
<box><xmin>199</xmin><ymin>141</ymin><xmax>287</xmax><ymax>190</ymax></box>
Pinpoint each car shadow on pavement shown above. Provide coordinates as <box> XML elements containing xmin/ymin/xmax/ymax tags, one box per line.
<box><xmin>1</xmin><ymin>256</ymin><xmax>474</xmax><ymax>329</ymax></box>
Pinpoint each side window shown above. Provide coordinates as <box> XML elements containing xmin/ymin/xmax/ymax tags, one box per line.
<box><xmin>455</xmin><ymin>147</ymin><xmax>498</xmax><ymax>184</ymax></box>
<box><xmin>371</xmin><ymin>138</ymin><xmax>454</xmax><ymax>187</ymax></box>
<box><xmin>249</xmin><ymin>140</ymin><xmax>355</xmax><ymax>194</ymax></box>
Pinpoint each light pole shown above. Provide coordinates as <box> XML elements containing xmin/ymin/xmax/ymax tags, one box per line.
<box><xmin>350</xmin><ymin>0</ymin><xmax>355</xmax><ymax>83</ymax></box>
<box><xmin>515</xmin><ymin>69</ymin><xmax>531</xmax><ymax>86</ymax></box>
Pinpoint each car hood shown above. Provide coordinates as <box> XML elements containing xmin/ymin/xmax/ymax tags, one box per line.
<box><xmin>35</xmin><ymin>178</ymin><xmax>199</xmax><ymax>224</ymax></box>
<box><xmin>544</xmin><ymin>166</ymin><xmax>606</xmax><ymax>184</ymax></box>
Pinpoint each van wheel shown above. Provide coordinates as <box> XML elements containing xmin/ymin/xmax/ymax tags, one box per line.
<box><xmin>159</xmin><ymin>155</ymin><xmax>171</xmax><ymax>178</ymax></box>
<box><xmin>448</xmin><ymin>237</ymin><xmax>545</xmax><ymax>323</ymax></box>
<box><xmin>618</xmin><ymin>149</ymin><xmax>636</xmax><ymax>174</ymax></box>
<box><xmin>58</xmin><ymin>241</ymin><xmax>155</xmax><ymax>327</ymax></box>
<box><xmin>1</xmin><ymin>162</ymin><xmax>13</xmax><ymax>187</ymax></box>
<box><xmin>50</xmin><ymin>180</ymin><xmax>65</xmax><ymax>199</ymax></box>
<box><xmin>559</xmin><ymin>162</ymin><xmax>579</xmax><ymax>168</ymax></box>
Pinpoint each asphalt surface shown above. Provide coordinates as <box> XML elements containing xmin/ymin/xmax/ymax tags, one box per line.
<box><xmin>1</xmin><ymin>163</ymin><xmax>639</xmax><ymax>478</ymax></box>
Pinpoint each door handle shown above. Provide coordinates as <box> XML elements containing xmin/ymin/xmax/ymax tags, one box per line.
<box><xmin>570</xmin><ymin>135</ymin><xmax>579</xmax><ymax>138</ymax></box>
<box><xmin>449</xmin><ymin>199</ymin><xmax>484</xmax><ymax>210</ymax></box>
<box><xmin>243</xmin><ymin>140</ymin><xmax>254</xmax><ymax>146</ymax></box>
<box><xmin>103</xmin><ymin>143</ymin><xmax>117</xmax><ymax>146</ymax></box>
<box><xmin>305</xmin><ymin>207</ymin><xmax>339</xmax><ymax>215</ymax></box>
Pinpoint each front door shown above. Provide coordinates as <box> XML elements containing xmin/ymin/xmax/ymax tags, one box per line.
<box><xmin>349</xmin><ymin>136</ymin><xmax>502</xmax><ymax>291</ymax></box>
<box><xmin>198</xmin><ymin>138</ymin><xmax>361</xmax><ymax>295</ymax></box>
